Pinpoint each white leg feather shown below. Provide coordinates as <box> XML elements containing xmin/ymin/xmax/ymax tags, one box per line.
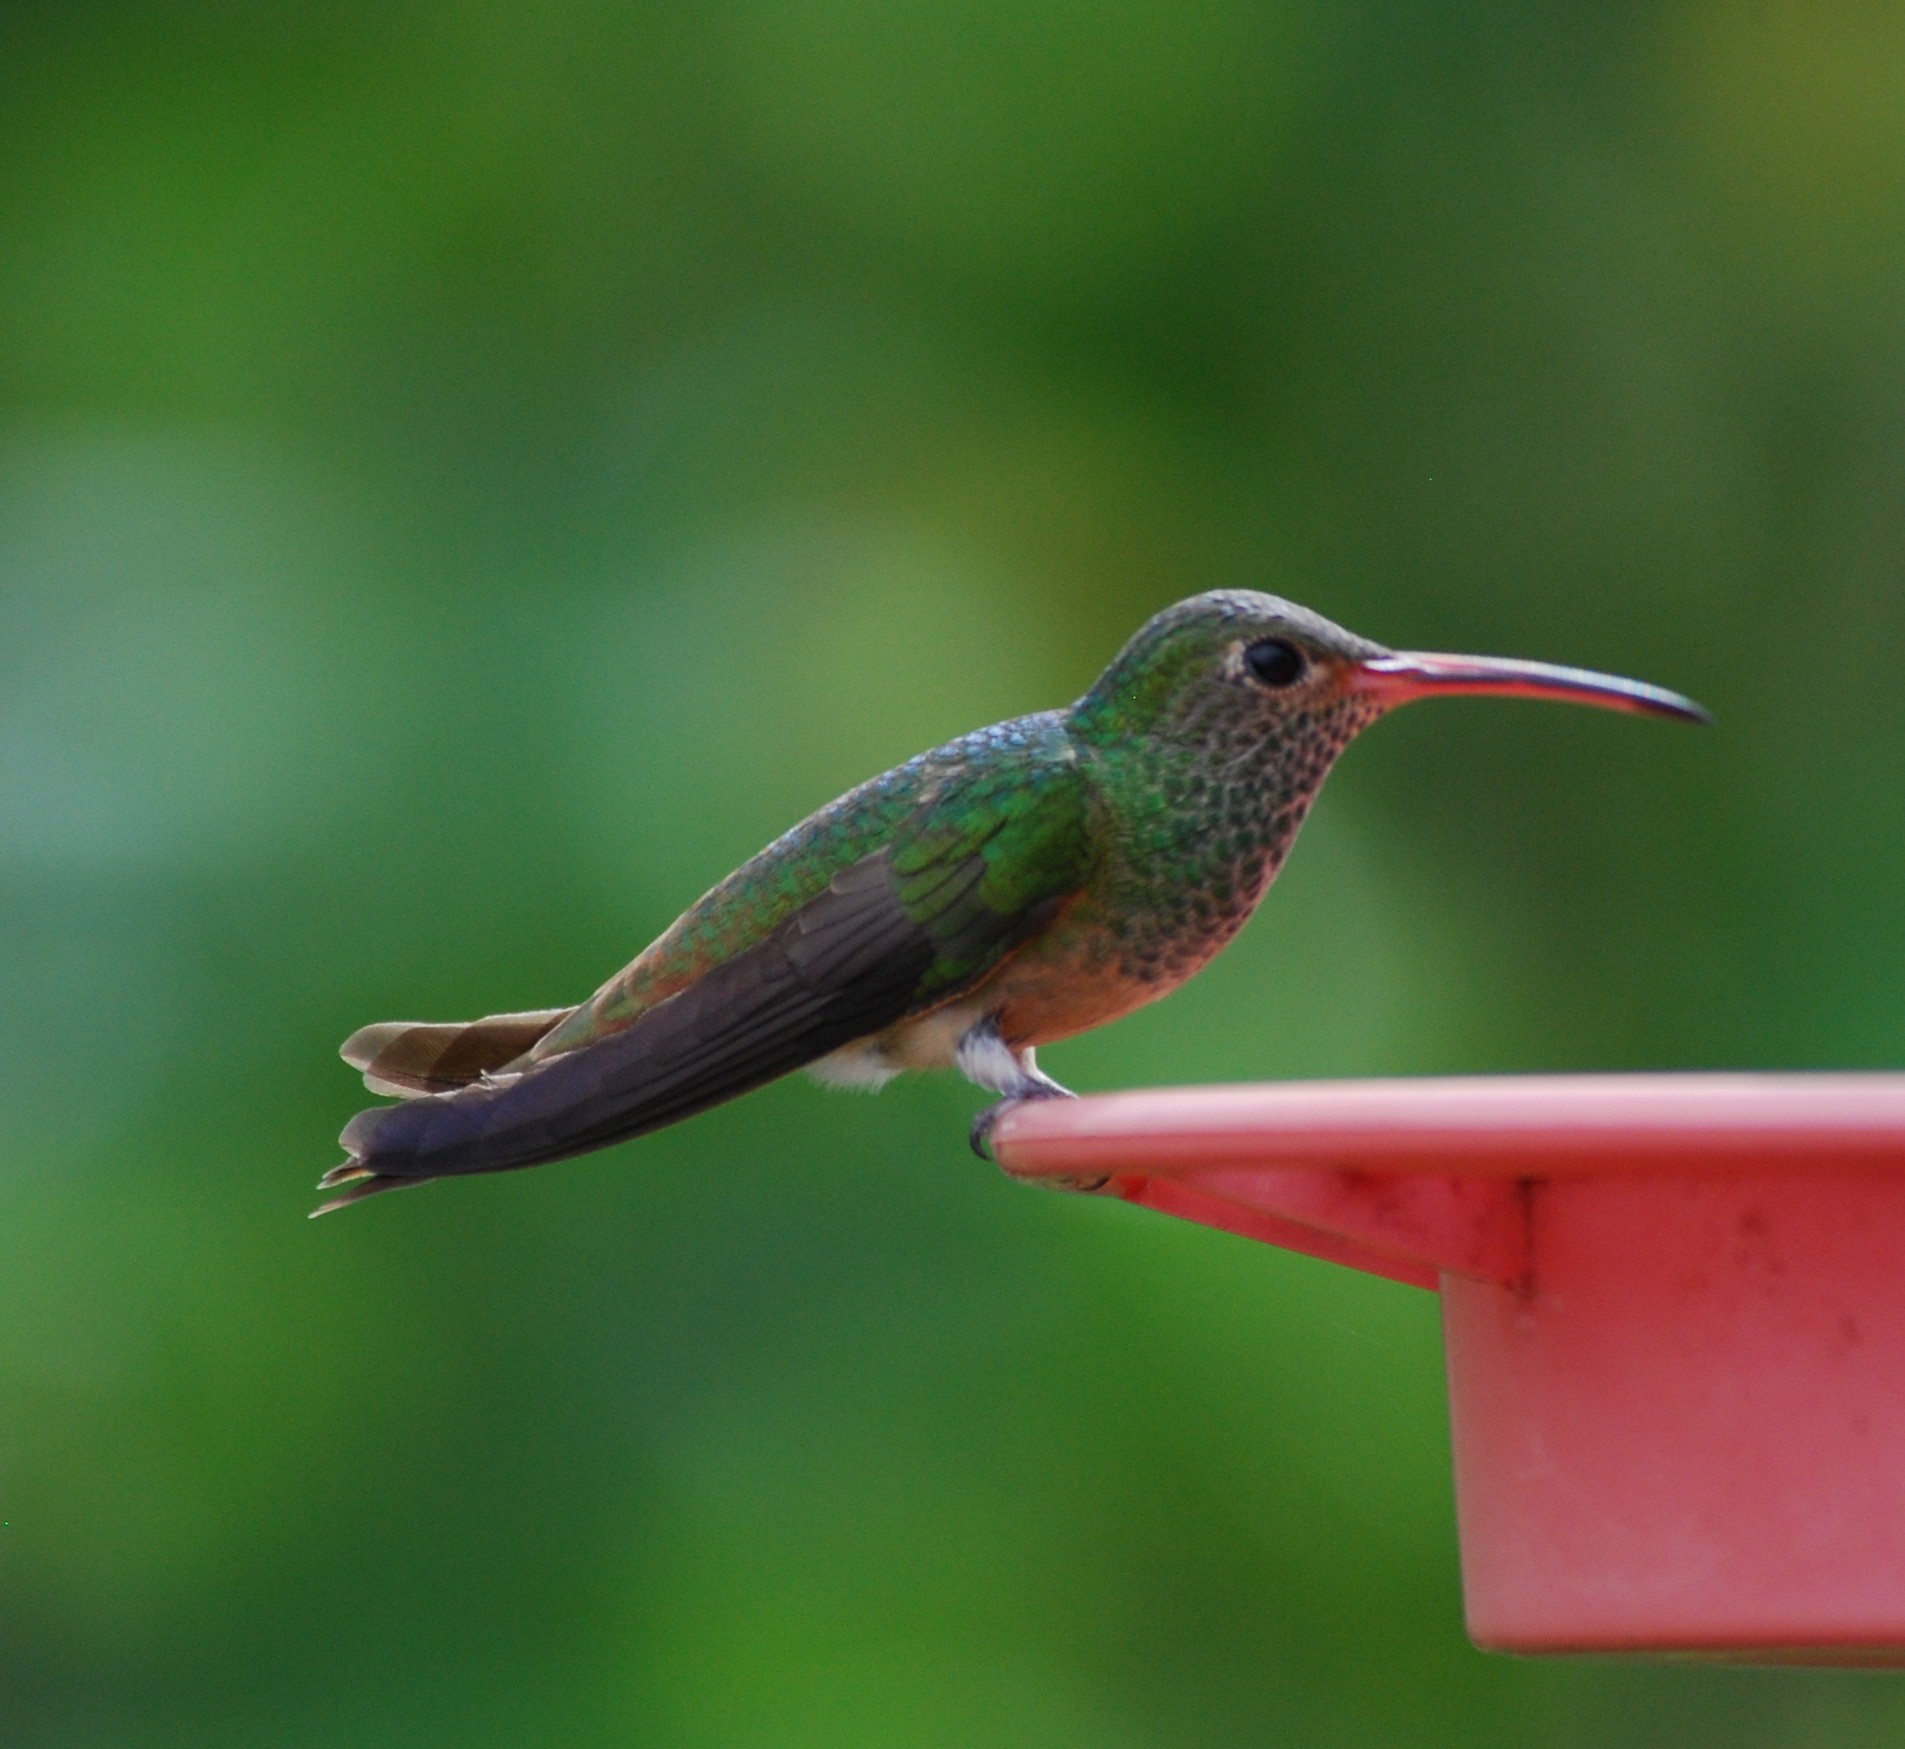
<box><xmin>955</xmin><ymin>1023</ymin><xmax>1045</xmax><ymax>1097</ymax></box>
<box><xmin>807</xmin><ymin>1041</ymin><xmax>902</xmax><ymax>1091</ymax></box>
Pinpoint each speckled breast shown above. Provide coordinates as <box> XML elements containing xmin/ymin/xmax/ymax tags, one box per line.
<box><xmin>991</xmin><ymin>693</ymin><xmax>1379</xmax><ymax>1045</ymax></box>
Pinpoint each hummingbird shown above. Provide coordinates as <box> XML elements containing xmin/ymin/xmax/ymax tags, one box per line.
<box><xmin>319</xmin><ymin>590</ymin><xmax>1706</xmax><ymax>1215</ymax></box>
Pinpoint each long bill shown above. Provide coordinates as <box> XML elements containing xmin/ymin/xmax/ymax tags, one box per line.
<box><xmin>1354</xmin><ymin>652</ymin><xmax>1712</xmax><ymax>725</ymax></box>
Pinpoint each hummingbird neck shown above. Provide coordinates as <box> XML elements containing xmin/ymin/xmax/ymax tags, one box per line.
<box><xmin>1067</xmin><ymin>693</ymin><xmax>1379</xmax><ymax>985</ymax></box>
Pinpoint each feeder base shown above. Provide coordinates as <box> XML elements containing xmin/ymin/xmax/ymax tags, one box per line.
<box><xmin>1447</xmin><ymin>1172</ymin><xmax>1905</xmax><ymax>1664</ymax></box>
<box><xmin>995</xmin><ymin>1076</ymin><xmax>1905</xmax><ymax>1664</ymax></box>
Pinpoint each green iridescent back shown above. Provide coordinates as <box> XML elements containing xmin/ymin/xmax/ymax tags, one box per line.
<box><xmin>531</xmin><ymin>711</ymin><xmax>1093</xmax><ymax>1056</ymax></box>
<box><xmin>536</xmin><ymin>588</ymin><xmax>1393</xmax><ymax>1057</ymax></box>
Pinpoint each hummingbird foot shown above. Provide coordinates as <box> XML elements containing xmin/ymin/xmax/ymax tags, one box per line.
<box><xmin>968</xmin><ymin>1086</ymin><xmax>1081</xmax><ymax>1164</ymax></box>
<box><xmin>956</xmin><ymin>1023</ymin><xmax>1096</xmax><ymax>1184</ymax></box>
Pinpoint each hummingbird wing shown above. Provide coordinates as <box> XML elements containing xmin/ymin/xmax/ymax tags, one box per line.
<box><xmin>321</xmin><ymin>724</ymin><xmax>1091</xmax><ymax>1210</ymax></box>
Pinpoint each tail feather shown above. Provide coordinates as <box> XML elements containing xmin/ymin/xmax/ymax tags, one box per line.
<box><xmin>340</xmin><ymin>1008</ymin><xmax>573</xmax><ymax>1097</ymax></box>
<box><xmin>310</xmin><ymin>1169</ymin><xmax>426</xmax><ymax>1218</ymax></box>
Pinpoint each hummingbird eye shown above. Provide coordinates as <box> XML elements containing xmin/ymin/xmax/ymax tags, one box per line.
<box><xmin>1244</xmin><ymin>638</ymin><xmax>1306</xmax><ymax>689</ymax></box>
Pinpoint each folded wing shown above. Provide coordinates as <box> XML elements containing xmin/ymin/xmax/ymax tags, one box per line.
<box><xmin>319</xmin><ymin>748</ymin><xmax>1090</xmax><ymax>1212</ymax></box>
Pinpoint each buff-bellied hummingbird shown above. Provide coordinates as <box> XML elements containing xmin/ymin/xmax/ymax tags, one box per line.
<box><xmin>319</xmin><ymin>590</ymin><xmax>1706</xmax><ymax>1213</ymax></box>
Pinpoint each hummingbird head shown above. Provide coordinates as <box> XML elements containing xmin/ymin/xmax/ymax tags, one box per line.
<box><xmin>1070</xmin><ymin>589</ymin><xmax>1708</xmax><ymax>764</ymax></box>
<box><xmin>1063</xmin><ymin>592</ymin><xmax>1705</xmax><ymax>980</ymax></box>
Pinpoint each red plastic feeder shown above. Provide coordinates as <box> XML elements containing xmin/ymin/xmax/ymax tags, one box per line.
<box><xmin>991</xmin><ymin>1074</ymin><xmax>1905</xmax><ymax>1665</ymax></box>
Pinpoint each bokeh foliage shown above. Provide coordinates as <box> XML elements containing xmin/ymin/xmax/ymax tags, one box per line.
<box><xmin>4</xmin><ymin>2</ymin><xmax>1905</xmax><ymax>1742</ymax></box>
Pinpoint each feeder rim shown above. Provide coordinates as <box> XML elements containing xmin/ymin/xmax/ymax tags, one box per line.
<box><xmin>991</xmin><ymin>1071</ymin><xmax>1905</xmax><ymax>1181</ymax></box>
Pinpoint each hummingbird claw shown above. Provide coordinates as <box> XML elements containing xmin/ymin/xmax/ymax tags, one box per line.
<box><xmin>970</xmin><ymin>1086</ymin><xmax>1074</xmax><ymax>1159</ymax></box>
<box><xmin>970</xmin><ymin>1087</ymin><xmax>1105</xmax><ymax>1191</ymax></box>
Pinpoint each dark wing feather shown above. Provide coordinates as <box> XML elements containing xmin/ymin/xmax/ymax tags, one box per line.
<box><xmin>324</xmin><ymin>851</ymin><xmax>967</xmax><ymax>1203</ymax></box>
<box><xmin>318</xmin><ymin>743</ymin><xmax>1094</xmax><ymax>1213</ymax></box>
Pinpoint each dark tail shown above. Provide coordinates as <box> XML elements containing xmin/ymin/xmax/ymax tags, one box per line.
<box><xmin>313</xmin><ymin>972</ymin><xmax>855</xmax><ymax>1213</ymax></box>
<box><xmin>318</xmin><ymin>1007</ymin><xmax>580</xmax><ymax>1212</ymax></box>
<box><xmin>315</xmin><ymin>1053</ymin><xmax>636</xmax><ymax>1216</ymax></box>
<box><xmin>316</xmin><ymin>850</ymin><xmax>941</xmax><ymax>1215</ymax></box>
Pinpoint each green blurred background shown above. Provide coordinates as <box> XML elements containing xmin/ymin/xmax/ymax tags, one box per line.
<box><xmin>3</xmin><ymin>1</ymin><xmax>1904</xmax><ymax>1742</ymax></box>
